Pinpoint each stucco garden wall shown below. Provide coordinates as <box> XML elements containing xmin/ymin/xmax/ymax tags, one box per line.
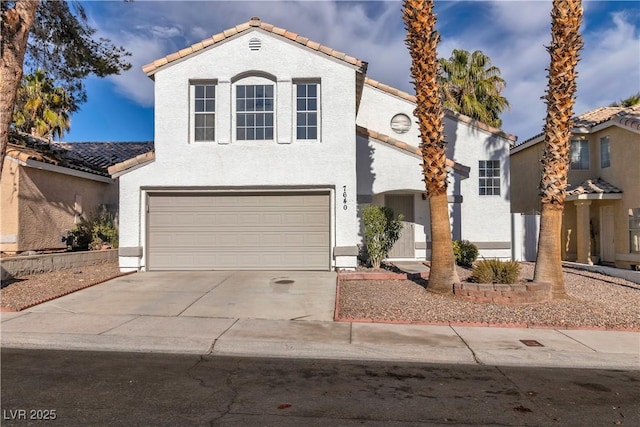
<box><xmin>1</xmin><ymin>159</ymin><xmax>21</xmax><ymax>252</ymax></box>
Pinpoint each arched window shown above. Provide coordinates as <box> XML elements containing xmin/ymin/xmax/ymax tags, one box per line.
<box><xmin>233</xmin><ymin>73</ymin><xmax>275</xmax><ymax>141</ymax></box>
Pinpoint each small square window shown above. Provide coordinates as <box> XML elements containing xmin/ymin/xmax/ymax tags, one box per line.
<box><xmin>478</xmin><ymin>160</ymin><xmax>500</xmax><ymax>196</ymax></box>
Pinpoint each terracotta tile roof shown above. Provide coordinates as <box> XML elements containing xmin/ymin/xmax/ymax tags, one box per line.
<box><xmin>356</xmin><ymin>125</ymin><xmax>470</xmax><ymax>177</ymax></box>
<box><xmin>567</xmin><ymin>178</ymin><xmax>623</xmax><ymax>196</ymax></box>
<box><xmin>107</xmin><ymin>151</ymin><xmax>156</xmax><ymax>177</ymax></box>
<box><xmin>364</xmin><ymin>78</ymin><xmax>517</xmax><ymax>142</ymax></box>
<box><xmin>142</xmin><ymin>17</ymin><xmax>367</xmax><ymax>76</ymax></box>
<box><xmin>516</xmin><ymin>104</ymin><xmax>640</xmax><ymax>147</ymax></box>
<box><xmin>5</xmin><ymin>132</ymin><xmax>154</xmax><ymax>178</ymax></box>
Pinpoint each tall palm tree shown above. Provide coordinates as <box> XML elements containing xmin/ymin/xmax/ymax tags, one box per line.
<box><xmin>13</xmin><ymin>69</ymin><xmax>73</xmax><ymax>139</ymax></box>
<box><xmin>403</xmin><ymin>0</ymin><xmax>459</xmax><ymax>293</ymax></box>
<box><xmin>438</xmin><ymin>49</ymin><xmax>509</xmax><ymax>128</ymax></box>
<box><xmin>534</xmin><ymin>0</ymin><xmax>583</xmax><ymax>298</ymax></box>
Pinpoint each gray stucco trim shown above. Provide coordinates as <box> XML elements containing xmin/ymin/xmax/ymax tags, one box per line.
<box><xmin>357</xmin><ymin>195</ymin><xmax>373</xmax><ymax>204</ymax></box>
<box><xmin>334</xmin><ymin>246</ymin><xmax>359</xmax><ymax>257</ymax></box>
<box><xmin>415</xmin><ymin>242</ymin><xmax>427</xmax><ymax>250</ymax></box>
<box><xmin>447</xmin><ymin>195</ymin><xmax>463</xmax><ymax>204</ymax></box>
<box><xmin>472</xmin><ymin>242</ymin><xmax>512</xmax><ymax>250</ymax></box>
<box><xmin>119</xmin><ymin>247</ymin><xmax>143</xmax><ymax>257</ymax></box>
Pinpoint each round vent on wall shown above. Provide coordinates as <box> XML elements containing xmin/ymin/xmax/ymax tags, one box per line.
<box><xmin>249</xmin><ymin>38</ymin><xmax>262</xmax><ymax>51</ymax></box>
<box><xmin>390</xmin><ymin>113</ymin><xmax>411</xmax><ymax>134</ymax></box>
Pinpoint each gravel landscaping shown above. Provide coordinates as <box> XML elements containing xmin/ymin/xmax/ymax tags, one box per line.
<box><xmin>1</xmin><ymin>261</ymin><xmax>125</xmax><ymax>311</ymax></box>
<box><xmin>338</xmin><ymin>263</ymin><xmax>640</xmax><ymax>330</ymax></box>
<box><xmin>2</xmin><ymin>261</ymin><xmax>639</xmax><ymax>331</ymax></box>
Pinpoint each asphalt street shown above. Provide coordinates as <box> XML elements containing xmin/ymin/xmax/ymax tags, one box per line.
<box><xmin>2</xmin><ymin>349</ymin><xmax>639</xmax><ymax>426</ymax></box>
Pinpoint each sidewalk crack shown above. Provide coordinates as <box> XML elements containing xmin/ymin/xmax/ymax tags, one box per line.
<box><xmin>451</xmin><ymin>326</ymin><xmax>482</xmax><ymax>365</ymax></box>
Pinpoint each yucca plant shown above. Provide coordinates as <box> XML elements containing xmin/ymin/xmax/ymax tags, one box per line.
<box><xmin>534</xmin><ymin>0</ymin><xmax>583</xmax><ymax>299</ymax></box>
<box><xmin>471</xmin><ymin>259</ymin><xmax>521</xmax><ymax>284</ymax></box>
<box><xmin>403</xmin><ymin>0</ymin><xmax>459</xmax><ymax>293</ymax></box>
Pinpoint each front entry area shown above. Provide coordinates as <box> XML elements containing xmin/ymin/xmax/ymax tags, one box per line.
<box><xmin>147</xmin><ymin>192</ymin><xmax>330</xmax><ymax>271</ymax></box>
<box><xmin>385</xmin><ymin>194</ymin><xmax>415</xmax><ymax>258</ymax></box>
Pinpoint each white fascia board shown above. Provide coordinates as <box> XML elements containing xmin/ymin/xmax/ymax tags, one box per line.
<box><xmin>566</xmin><ymin>193</ymin><xmax>623</xmax><ymax>201</ymax></box>
<box><xmin>20</xmin><ymin>158</ymin><xmax>114</xmax><ymax>183</ymax></box>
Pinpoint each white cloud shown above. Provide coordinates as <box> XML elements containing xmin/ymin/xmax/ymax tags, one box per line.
<box><xmin>83</xmin><ymin>0</ymin><xmax>639</xmax><ymax>142</ymax></box>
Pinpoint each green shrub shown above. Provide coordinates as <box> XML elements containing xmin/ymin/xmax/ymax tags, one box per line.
<box><xmin>67</xmin><ymin>205</ymin><xmax>118</xmax><ymax>251</ymax></box>
<box><xmin>453</xmin><ymin>240</ymin><xmax>479</xmax><ymax>267</ymax></box>
<box><xmin>470</xmin><ymin>259</ymin><xmax>521</xmax><ymax>284</ymax></box>
<box><xmin>362</xmin><ymin>206</ymin><xmax>404</xmax><ymax>269</ymax></box>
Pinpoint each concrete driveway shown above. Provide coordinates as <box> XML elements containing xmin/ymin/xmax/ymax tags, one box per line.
<box><xmin>28</xmin><ymin>271</ymin><xmax>337</xmax><ymax>321</ymax></box>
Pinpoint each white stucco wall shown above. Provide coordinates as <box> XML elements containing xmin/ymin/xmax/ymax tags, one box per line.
<box><xmin>357</xmin><ymin>85</ymin><xmax>420</xmax><ymax>147</ymax></box>
<box><xmin>443</xmin><ymin>117</ymin><xmax>513</xmax><ymax>259</ymax></box>
<box><xmin>356</xmin><ymin>83</ymin><xmax>514</xmax><ymax>260</ymax></box>
<box><xmin>119</xmin><ymin>29</ymin><xmax>360</xmax><ymax>270</ymax></box>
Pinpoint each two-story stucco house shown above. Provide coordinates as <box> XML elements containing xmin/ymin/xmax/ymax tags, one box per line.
<box><xmin>112</xmin><ymin>17</ymin><xmax>516</xmax><ymax>272</ymax></box>
<box><xmin>511</xmin><ymin>105</ymin><xmax>640</xmax><ymax>270</ymax></box>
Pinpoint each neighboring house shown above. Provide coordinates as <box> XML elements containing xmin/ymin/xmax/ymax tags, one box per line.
<box><xmin>0</xmin><ymin>132</ymin><xmax>153</xmax><ymax>253</ymax></box>
<box><xmin>113</xmin><ymin>17</ymin><xmax>516</xmax><ymax>272</ymax></box>
<box><xmin>510</xmin><ymin>105</ymin><xmax>640</xmax><ymax>269</ymax></box>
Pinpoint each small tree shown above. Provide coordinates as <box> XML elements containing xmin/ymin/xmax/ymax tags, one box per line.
<box><xmin>362</xmin><ymin>206</ymin><xmax>404</xmax><ymax>269</ymax></box>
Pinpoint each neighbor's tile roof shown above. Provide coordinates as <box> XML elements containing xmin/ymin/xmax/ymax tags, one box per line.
<box><xmin>567</xmin><ymin>177</ymin><xmax>623</xmax><ymax>196</ymax></box>
<box><xmin>6</xmin><ymin>132</ymin><xmax>154</xmax><ymax>178</ymax></box>
<box><xmin>142</xmin><ymin>17</ymin><xmax>367</xmax><ymax>76</ymax></box>
<box><xmin>356</xmin><ymin>125</ymin><xmax>471</xmax><ymax>177</ymax></box>
<box><xmin>516</xmin><ymin>104</ymin><xmax>640</xmax><ymax>147</ymax></box>
<box><xmin>364</xmin><ymin>78</ymin><xmax>517</xmax><ymax>142</ymax></box>
<box><xmin>107</xmin><ymin>151</ymin><xmax>155</xmax><ymax>177</ymax></box>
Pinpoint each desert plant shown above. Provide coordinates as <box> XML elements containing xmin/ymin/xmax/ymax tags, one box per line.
<box><xmin>362</xmin><ymin>206</ymin><xmax>404</xmax><ymax>269</ymax></box>
<box><xmin>453</xmin><ymin>240</ymin><xmax>479</xmax><ymax>267</ymax></box>
<box><xmin>67</xmin><ymin>205</ymin><xmax>118</xmax><ymax>251</ymax></box>
<box><xmin>470</xmin><ymin>259</ymin><xmax>521</xmax><ymax>284</ymax></box>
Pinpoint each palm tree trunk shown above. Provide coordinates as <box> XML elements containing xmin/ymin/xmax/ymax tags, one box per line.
<box><xmin>534</xmin><ymin>0</ymin><xmax>583</xmax><ymax>298</ymax></box>
<box><xmin>0</xmin><ymin>1</ymin><xmax>39</xmax><ymax>177</ymax></box>
<box><xmin>534</xmin><ymin>204</ymin><xmax>567</xmax><ymax>298</ymax></box>
<box><xmin>428</xmin><ymin>192</ymin><xmax>459</xmax><ymax>292</ymax></box>
<box><xmin>403</xmin><ymin>0</ymin><xmax>459</xmax><ymax>294</ymax></box>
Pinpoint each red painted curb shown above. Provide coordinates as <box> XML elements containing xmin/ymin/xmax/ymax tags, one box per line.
<box><xmin>333</xmin><ymin>316</ymin><xmax>640</xmax><ymax>332</ymax></box>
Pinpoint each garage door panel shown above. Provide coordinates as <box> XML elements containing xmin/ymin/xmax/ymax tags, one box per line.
<box><xmin>147</xmin><ymin>193</ymin><xmax>330</xmax><ymax>270</ymax></box>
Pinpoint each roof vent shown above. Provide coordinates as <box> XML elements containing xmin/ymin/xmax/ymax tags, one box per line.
<box><xmin>249</xmin><ymin>37</ymin><xmax>262</xmax><ymax>51</ymax></box>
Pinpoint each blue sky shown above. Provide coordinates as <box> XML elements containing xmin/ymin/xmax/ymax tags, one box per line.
<box><xmin>60</xmin><ymin>0</ymin><xmax>640</xmax><ymax>143</ymax></box>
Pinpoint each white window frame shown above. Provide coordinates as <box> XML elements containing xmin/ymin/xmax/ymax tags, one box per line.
<box><xmin>600</xmin><ymin>136</ymin><xmax>610</xmax><ymax>168</ymax></box>
<box><xmin>294</xmin><ymin>80</ymin><xmax>320</xmax><ymax>141</ymax></box>
<box><xmin>570</xmin><ymin>139</ymin><xmax>590</xmax><ymax>170</ymax></box>
<box><xmin>478</xmin><ymin>160</ymin><xmax>501</xmax><ymax>196</ymax></box>
<box><xmin>190</xmin><ymin>81</ymin><xmax>216</xmax><ymax>143</ymax></box>
<box><xmin>233</xmin><ymin>76</ymin><xmax>275</xmax><ymax>142</ymax></box>
<box><xmin>630</xmin><ymin>208</ymin><xmax>640</xmax><ymax>254</ymax></box>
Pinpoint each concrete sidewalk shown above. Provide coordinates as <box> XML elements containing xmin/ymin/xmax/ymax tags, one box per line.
<box><xmin>1</xmin><ymin>271</ymin><xmax>639</xmax><ymax>370</ymax></box>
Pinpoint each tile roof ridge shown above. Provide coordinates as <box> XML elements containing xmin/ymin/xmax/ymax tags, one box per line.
<box><xmin>108</xmin><ymin>151</ymin><xmax>156</xmax><ymax>177</ymax></box>
<box><xmin>143</xmin><ymin>17</ymin><xmax>366</xmax><ymax>75</ymax></box>
<box><xmin>356</xmin><ymin>125</ymin><xmax>468</xmax><ymax>172</ymax></box>
<box><xmin>364</xmin><ymin>77</ymin><xmax>517</xmax><ymax>142</ymax></box>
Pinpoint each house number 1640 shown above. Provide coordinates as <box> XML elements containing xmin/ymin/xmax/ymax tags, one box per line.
<box><xmin>342</xmin><ymin>186</ymin><xmax>348</xmax><ymax>210</ymax></box>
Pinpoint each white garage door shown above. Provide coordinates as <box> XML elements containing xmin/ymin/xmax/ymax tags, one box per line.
<box><xmin>147</xmin><ymin>192</ymin><xmax>330</xmax><ymax>270</ymax></box>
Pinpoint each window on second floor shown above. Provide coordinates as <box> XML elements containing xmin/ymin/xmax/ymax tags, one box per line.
<box><xmin>479</xmin><ymin>160</ymin><xmax>500</xmax><ymax>196</ymax></box>
<box><xmin>191</xmin><ymin>82</ymin><xmax>216</xmax><ymax>142</ymax></box>
<box><xmin>296</xmin><ymin>82</ymin><xmax>319</xmax><ymax>140</ymax></box>
<box><xmin>570</xmin><ymin>139</ymin><xmax>590</xmax><ymax>170</ymax></box>
<box><xmin>236</xmin><ymin>84</ymin><xmax>274</xmax><ymax>140</ymax></box>
<box><xmin>600</xmin><ymin>136</ymin><xmax>610</xmax><ymax>168</ymax></box>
